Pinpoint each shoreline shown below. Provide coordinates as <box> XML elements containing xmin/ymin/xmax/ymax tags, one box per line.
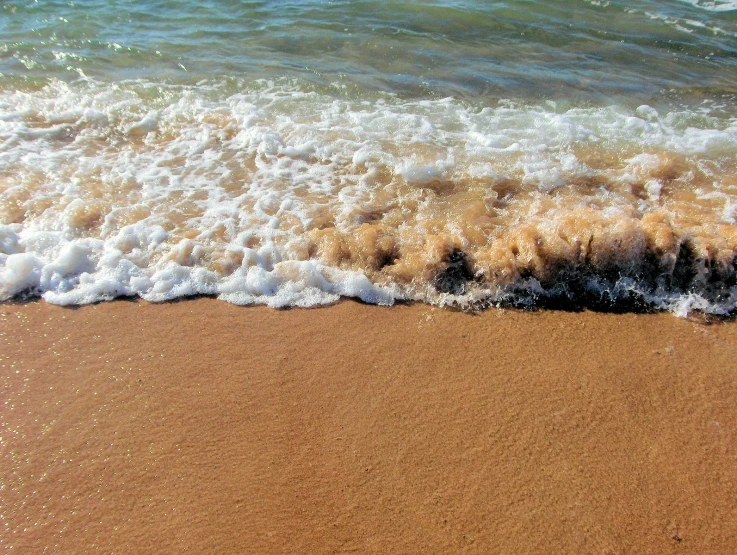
<box><xmin>2</xmin><ymin>299</ymin><xmax>737</xmax><ymax>553</ymax></box>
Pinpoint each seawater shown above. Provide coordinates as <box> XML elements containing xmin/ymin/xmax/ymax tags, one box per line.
<box><xmin>2</xmin><ymin>0</ymin><xmax>737</xmax><ymax>315</ymax></box>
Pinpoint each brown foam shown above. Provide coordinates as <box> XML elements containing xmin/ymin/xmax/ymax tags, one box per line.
<box><xmin>2</xmin><ymin>299</ymin><xmax>737</xmax><ymax>553</ymax></box>
<box><xmin>4</xmin><ymin>109</ymin><xmax>737</xmax><ymax>305</ymax></box>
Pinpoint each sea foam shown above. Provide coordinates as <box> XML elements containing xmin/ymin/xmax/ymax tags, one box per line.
<box><xmin>1</xmin><ymin>79</ymin><xmax>737</xmax><ymax>315</ymax></box>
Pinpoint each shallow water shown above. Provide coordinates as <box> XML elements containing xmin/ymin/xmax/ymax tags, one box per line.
<box><xmin>2</xmin><ymin>0</ymin><xmax>737</xmax><ymax>314</ymax></box>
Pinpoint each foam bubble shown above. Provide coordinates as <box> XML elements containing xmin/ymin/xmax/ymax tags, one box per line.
<box><xmin>0</xmin><ymin>253</ymin><xmax>44</xmax><ymax>299</ymax></box>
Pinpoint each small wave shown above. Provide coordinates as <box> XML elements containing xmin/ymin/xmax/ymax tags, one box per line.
<box><xmin>1</xmin><ymin>79</ymin><xmax>737</xmax><ymax>316</ymax></box>
<box><xmin>676</xmin><ymin>0</ymin><xmax>737</xmax><ymax>11</ymax></box>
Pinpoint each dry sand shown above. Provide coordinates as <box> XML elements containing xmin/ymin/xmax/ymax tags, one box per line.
<box><xmin>1</xmin><ymin>299</ymin><xmax>736</xmax><ymax>554</ymax></box>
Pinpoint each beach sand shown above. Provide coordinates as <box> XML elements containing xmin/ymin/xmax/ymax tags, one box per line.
<box><xmin>2</xmin><ymin>299</ymin><xmax>736</xmax><ymax>553</ymax></box>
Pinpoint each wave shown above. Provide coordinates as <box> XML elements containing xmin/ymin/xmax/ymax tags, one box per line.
<box><xmin>1</xmin><ymin>78</ymin><xmax>737</xmax><ymax>315</ymax></box>
<box><xmin>676</xmin><ymin>0</ymin><xmax>737</xmax><ymax>12</ymax></box>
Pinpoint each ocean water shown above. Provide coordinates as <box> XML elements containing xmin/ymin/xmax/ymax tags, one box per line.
<box><xmin>2</xmin><ymin>0</ymin><xmax>737</xmax><ymax>314</ymax></box>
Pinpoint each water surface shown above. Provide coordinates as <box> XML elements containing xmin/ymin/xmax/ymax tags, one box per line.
<box><xmin>2</xmin><ymin>0</ymin><xmax>737</xmax><ymax>314</ymax></box>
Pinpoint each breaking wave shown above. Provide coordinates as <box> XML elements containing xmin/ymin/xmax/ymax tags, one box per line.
<box><xmin>2</xmin><ymin>79</ymin><xmax>737</xmax><ymax>315</ymax></box>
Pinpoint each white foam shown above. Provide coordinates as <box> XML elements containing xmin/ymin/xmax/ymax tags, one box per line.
<box><xmin>125</xmin><ymin>111</ymin><xmax>159</xmax><ymax>137</ymax></box>
<box><xmin>1</xmin><ymin>79</ymin><xmax>736</xmax><ymax>314</ymax></box>
<box><xmin>0</xmin><ymin>253</ymin><xmax>43</xmax><ymax>298</ymax></box>
<box><xmin>0</xmin><ymin>225</ymin><xmax>23</xmax><ymax>255</ymax></box>
<box><xmin>218</xmin><ymin>261</ymin><xmax>397</xmax><ymax>308</ymax></box>
<box><xmin>676</xmin><ymin>0</ymin><xmax>737</xmax><ymax>11</ymax></box>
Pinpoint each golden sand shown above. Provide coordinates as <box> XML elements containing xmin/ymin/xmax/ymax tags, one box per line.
<box><xmin>2</xmin><ymin>299</ymin><xmax>737</xmax><ymax>553</ymax></box>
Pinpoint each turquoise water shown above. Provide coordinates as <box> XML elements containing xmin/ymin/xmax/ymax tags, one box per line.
<box><xmin>2</xmin><ymin>1</ymin><xmax>737</xmax><ymax>314</ymax></box>
<box><xmin>3</xmin><ymin>0</ymin><xmax>737</xmax><ymax>102</ymax></box>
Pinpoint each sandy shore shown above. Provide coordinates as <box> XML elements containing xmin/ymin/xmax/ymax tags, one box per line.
<box><xmin>1</xmin><ymin>299</ymin><xmax>736</xmax><ymax>553</ymax></box>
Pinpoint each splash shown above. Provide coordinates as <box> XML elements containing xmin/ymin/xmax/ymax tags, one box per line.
<box><xmin>2</xmin><ymin>79</ymin><xmax>737</xmax><ymax>315</ymax></box>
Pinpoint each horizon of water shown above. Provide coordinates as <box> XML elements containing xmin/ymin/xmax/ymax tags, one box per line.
<box><xmin>2</xmin><ymin>0</ymin><xmax>737</xmax><ymax>315</ymax></box>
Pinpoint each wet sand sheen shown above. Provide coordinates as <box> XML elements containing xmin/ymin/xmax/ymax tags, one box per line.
<box><xmin>2</xmin><ymin>300</ymin><xmax>737</xmax><ymax>553</ymax></box>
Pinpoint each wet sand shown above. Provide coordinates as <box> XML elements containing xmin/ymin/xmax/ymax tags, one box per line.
<box><xmin>1</xmin><ymin>299</ymin><xmax>737</xmax><ymax>554</ymax></box>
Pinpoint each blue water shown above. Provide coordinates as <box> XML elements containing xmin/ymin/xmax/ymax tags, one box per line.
<box><xmin>3</xmin><ymin>0</ymin><xmax>737</xmax><ymax>103</ymax></box>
